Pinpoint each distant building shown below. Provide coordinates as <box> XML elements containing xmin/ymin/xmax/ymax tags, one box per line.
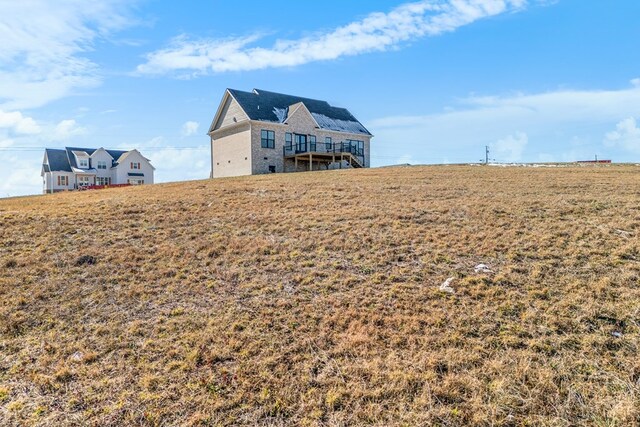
<box><xmin>208</xmin><ymin>88</ymin><xmax>373</xmax><ymax>178</ymax></box>
<box><xmin>41</xmin><ymin>147</ymin><xmax>155</xmax><ymax>194</ymax></box>
<box><xmin>577</xmin><ymin>160</ymin><xmax>611</xmax><ymax>164</ymax></box>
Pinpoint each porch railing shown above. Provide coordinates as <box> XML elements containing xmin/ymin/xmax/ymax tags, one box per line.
<box><xmin>283</xmin><ymin>142</ymin><xmax>364</xmax><ymax>159</ymax></box>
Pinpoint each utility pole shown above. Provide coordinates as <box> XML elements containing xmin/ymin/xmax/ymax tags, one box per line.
<box><xmin>485</xmin><ymin>145</ymin><xmax>490</xmax><ymax>165</ymax></box>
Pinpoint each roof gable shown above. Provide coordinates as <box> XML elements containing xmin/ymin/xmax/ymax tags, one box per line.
<box><xmin>283</xmin><ymin>102</ymin><xmax>320</xmax><ymax>128</ymax></box>
<box><xmin>117</xmin><ymin>149</ymin><xmax>156</xmax><ymax>170</ymax></box>
<box><xmin>90</xmin><ymin>148</ymin><xmax>114</xmax><ymax>159</ymax></box>
<box><xmin>65</xmin><ymin>146</ymin><xmax>128</xmax><ymax>168</ymax></box>
<box><xmin>210</xmin><ymin>90</ymin><xmax>250</xmax><ymax>132</ymax></box>
<box><xmin>44</xmin><ymin>149</ymin><xmax>72</xmax><ymax>172</ymax></box>
<box><xmin>225</xmin><ymin>88</ymin><xmax>372</xmax><ymax>136</ymax></box>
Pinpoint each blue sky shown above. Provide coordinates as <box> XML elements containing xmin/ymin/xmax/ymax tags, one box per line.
<box><xmin>1</xmin><ymin>0</ymin><xmax>639</xmax><ymax>197</ymax></box>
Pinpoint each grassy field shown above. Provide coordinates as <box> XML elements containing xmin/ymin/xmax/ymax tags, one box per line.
<box><xmin>0</xmin><ymin>165</ymin><xmax>639</xmax><ymax>426</ymax></box>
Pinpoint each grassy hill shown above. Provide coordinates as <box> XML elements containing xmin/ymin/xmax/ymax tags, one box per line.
<box><xmin>1</xmin><ymin>165</ymin><xmax>639</xmax><ymax>426</ymax></box>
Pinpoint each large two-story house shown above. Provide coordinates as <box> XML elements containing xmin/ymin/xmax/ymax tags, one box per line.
<box><xmin>41</xmin><ymin>147</ymin><xmax>154</xmax><ymax>193</ymax></box>
<box><xmin>208</xmin><ymin>89</ymin><xmax>372</xmax><ymax>178</ymax></box>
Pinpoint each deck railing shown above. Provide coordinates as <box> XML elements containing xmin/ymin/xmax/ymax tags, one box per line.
<box><xmin>283</xmin><ymin>142</ymin><xmax>364</xmax><ymax>159</ymax></box>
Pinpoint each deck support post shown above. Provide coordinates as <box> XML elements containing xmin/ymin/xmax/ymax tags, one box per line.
<box><xmin>309</xmin><ymin>154</ymin><xmax>313</xmax><ymax>171</ymax></box>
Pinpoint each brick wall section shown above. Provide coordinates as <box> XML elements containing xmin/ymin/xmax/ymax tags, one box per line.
<box><xmin>249</xmin><ymin>104</ymin><xmax>371</xmax><ymax>175</ymax></box>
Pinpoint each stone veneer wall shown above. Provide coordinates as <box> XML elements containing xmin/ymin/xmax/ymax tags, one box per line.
<box><xmin>249</xmin><ymin>106</ymin><xmax>371</xmax><ymax>175</ymax></box>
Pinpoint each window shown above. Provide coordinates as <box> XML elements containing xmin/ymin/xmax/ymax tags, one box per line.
<box><xmin>309</xmin><ymin>135</ymin><xmax>316</xmax><ymax>152</ymax></box>
<box><xmin>57</xmin><ymin>176</ymin><xmax>68</xmax><ymax>186</ymax></box>
<box><xmin>131</xmin><ymin>162</ymin><xmax>141</xmax><ymax>170</ymax></box>
<box><xmin>96</xmin><ymin>177</ymin><xmax>111</xmax><ymax>186</ymax></box>
<box><xmin>294</xmin><ymin>134</ymin><xmax>307</xmax><ymax>152</ymax></box>
<box><xmin>268</xmin><ymin>165</ymin><xmax>276</xmax><ymax>173</ymax></box>
<box><xmin>78</xmin><ymin>176</ymin><xmax>91</xmax><ymax>186</ymax></box>
<box><xmin>285</xmin><ymin>133</ymin><xmax>292</xmax><ymax>149</ymax></box>
<box><xmin>128</xmin><ymin>178</ymin><xmax>144</xmax><ymax>185</ymax></box>
<box><xmin>261</xmin><ymin>130</ymin><xmax>275</xmax><ymax>148</ymax></box>
<box><xmin>325</xmin><ymin>137</ymin><xmax>332</xmax><ymax>150</ymax></box>
<box><xmin>97</xmin><ymin>160</ymin><xmax>107</xmax><ymax>170</ymax></box>
<box><xmin>346</xmin><ymin>140</ymin><xmax>364</xmax><ymax>156</ymax></box>
<box><xmin>78</xmin><ymin>158</ymin><xmax>89</xmax><ymax>168</ymax></box>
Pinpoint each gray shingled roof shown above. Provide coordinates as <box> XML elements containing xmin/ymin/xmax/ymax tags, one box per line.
<box><xmin>65</xmin><ymin>147</ymin><xmax>128</xmax><ymax>168</ymax></box>
<box><xmin>44</xmin><ymin>147</ymin><xmax>129</xmax><ymax>172</ymax></box>
<box><xmin>227</xmin><ymin>88</ymin><xmax>372</xmax><ymax>136</ymax></box>
<box><xmin>44</xmin><ymin>149</ymin><xmax>72</xmax><ymax>172</ymax></box>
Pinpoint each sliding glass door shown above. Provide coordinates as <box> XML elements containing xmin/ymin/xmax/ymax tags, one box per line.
<box><xmin>294</xmin><ymin>134</ymin><xmax>307</xmax><ymax>153</ymax></box>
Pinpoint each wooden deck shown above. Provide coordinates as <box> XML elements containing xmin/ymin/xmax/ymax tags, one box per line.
<box><xmin>284</xmin><ymin>151</ymin><xmax>364</xmax><ymax>170</ymax></box>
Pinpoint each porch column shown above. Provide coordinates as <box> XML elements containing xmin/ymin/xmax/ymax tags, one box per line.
<box><xmin>309</xmin><ymin>154</ymin><xmax>312</xmax><ymax>171</ymax></box>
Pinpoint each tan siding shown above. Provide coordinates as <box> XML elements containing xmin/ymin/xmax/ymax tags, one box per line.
<box><xmin>214</xmin><ymin>97</ymin><xmax>249</xmax><ymax>131</ymax></box>
<box><xmin>212</xmin><ymin>125</ymin><xmax>252</xmax><ymax>178</ymax></box>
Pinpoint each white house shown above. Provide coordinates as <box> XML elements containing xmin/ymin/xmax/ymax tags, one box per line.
<box><xmin>208</xmin><ymin>88</ymin><xmax>373</xmax><ymax>178</ymax></box>
<box><xmin>41</xmin><ymin>147</ymin><xmax>155</xmax><ymax>194</ymax></box>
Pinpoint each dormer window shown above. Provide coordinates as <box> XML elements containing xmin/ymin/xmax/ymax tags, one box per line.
<box><xmin>78</xmin><ymin>158</ymin><xmax>89</xmax><ymax>168</ymax></box>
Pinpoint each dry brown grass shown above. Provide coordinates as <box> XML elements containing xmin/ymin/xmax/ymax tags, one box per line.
<box><xmin>1</xmin><ymin>165</ymin><xmax>639</xmax><ymax>426</ymax></box>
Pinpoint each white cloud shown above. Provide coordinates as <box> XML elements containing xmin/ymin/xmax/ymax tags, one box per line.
<box><xmin>137</xmin><ymin>0</ymin><xmax>528</xmax><ymax>76</ymax></box>
<box><xmin>369</xmin><ymin>81</ymin><xmax>640</xmax><ymax>164</ymax></box>
<box><xmin>53</xmin><ymin>119</ymin><xmax>87</xmax><ymax>140</ymax></box>
<box><xmin>0</xmin><ymin>0</ymin><xmax>137</xmax><ymax>109</ymax></box>
<box><xmin>0</xmin><ymin>138</ymin><xmax>14</xmax><ymax>148</ymax></box>
<box><xmin>0</xmin><ymin>162</ymin><xmax>43</xmax><ymax>198</ymax></box>
<box><xmin>0</xmin><ymin>110</ymin><xmax>41</xmax><ymax>134</ymax></box>
<box><xmin>371</xmin><ymin>83</ymin><xmax>640</xmax><ymax>132</ymax></box>
<box><xmin>604</xmin><ymin>118</ymin><xmax>640</xmax><ymax>154</ymax></box>
<box><xmin>149</xmin><ymin>147</ymin><xmax>209</xmax><ymax>182</ymax></box>
<box><xmin>631</xmin><ymin>78</ymin><xmax>640</xmax><ymax>88</ymax></box>
<box><xmin>182</xmin><ymin>121</ymin><xmax>200</xmax><ymax>136</ymax></box>
<box><xmin>115</xmin><ymin>136</ymin><xmax>210</xmax><ymax>183</ymax></box>
<box><xmin>494</xmin><ymin>132</ymin><xmax>528</xmax><ymax>162</ymax></box>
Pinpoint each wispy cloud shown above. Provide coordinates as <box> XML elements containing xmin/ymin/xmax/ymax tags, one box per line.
<box><xmin>137</xmin><ymin>0</ymin><xmax>527</xmax><ymax>76</ymax></box>
<box><xmin>120</xmin><ymin>136</ymin><xmax>209</xmax><ymax>183</ymax></box>
<box><xmin>181</xmin><ymin>121</ymin><xmax>200</xmax><ymax>136</ymax></box>
<box><xmin>53</xmin><ymin>119</ymin><xmax>88</xmax><ymax>141</ymax></box>
<box><xmin>494</xmin><ymin>132</ymin><xmax>528</xmax><ymax>162</ymax></box>
<box><xmin>0</xmin><ymin>110</ymin><xmax>41</xmax><ymax>135</ymax></box>
<box><xmin>0</xmin><ymin>113</ymin><xmax>91</xmax><ymax>197</ymax></box>
<box><xmin>369</xmin><ymin>79</ymin><xmax>640</xmax><ymax>163</ymax></box>
<box><xmin>0</xmin><ymin>0</ymin><xmax>137</xmax><ymax>109</ymax></box>
<box><xmin>605</xmin><ymin>118</ymin><xmax>640</xmax><ymax>154</ymax></box>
